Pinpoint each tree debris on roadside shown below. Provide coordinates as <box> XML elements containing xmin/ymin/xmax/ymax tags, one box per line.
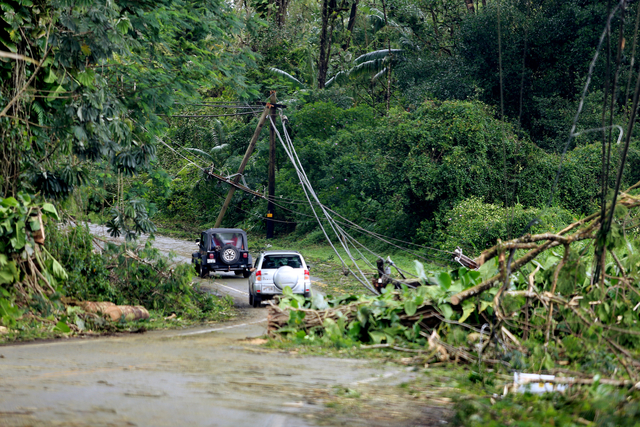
<box><xmin>268</xmin><ymin>184</ymin><xmax>640</xmax><ymax>406</ymax></box>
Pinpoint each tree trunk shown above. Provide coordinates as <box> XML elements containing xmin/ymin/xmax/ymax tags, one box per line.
<box><xmin>464</xmin><ymin>0</ymin><xmax>475</xmax><ymax>13</ymax></box>
<box><xmin>342</xmin><ymin>0</ymin><xmax>359</xmax><ymax>50</ymax></box>
<box><xmin>275</xmin><ymin>0</ymin><xmax>289</xmax><ymax>26</ymax></box>
<box><xmin>317</xmin><ymin>0</ymin><xmax>331</xmax><ymax>88</ymax></box>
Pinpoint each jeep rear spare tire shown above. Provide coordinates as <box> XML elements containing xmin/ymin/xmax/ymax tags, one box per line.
<box><xmin>219</xmin><ymin>244</ymin><xmax>240</xmax><ymax>265</ymax></box>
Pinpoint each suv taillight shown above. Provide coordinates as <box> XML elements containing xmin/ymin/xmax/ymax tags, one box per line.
<box><xmin>208</xmin><ymin>254</ymin><xmax>215</xmax><ymax>259</ymax></box>
<box><xmin>256</xmin><ymin>270</ymin><xmax>261</xmax><ymax>281</ymax></box>
<box><xmin>304</xmin><ymin>269</ymin><xmax>309</xmax><ymax>280</ymax></box>
<box><xmin>243</xmin><ymin>253</ymin><xmax>248</xmax><ymax>258</ymax></box>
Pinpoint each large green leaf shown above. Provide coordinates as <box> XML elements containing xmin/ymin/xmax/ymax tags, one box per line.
<box><xmin>459</xmin><ymin>300</ymin><xmax>475</xmax><ymax>323</ymax></box>
<box><xmin>404</xmin><ymin>299</ymin><xmax>417</xmax><ymax>316</ymax></box>
<box><xmin>46</xmin><ymin>84</ymin><xmax>65</xmax><ymax>101</ymax></box>
<box><xmin>435</xmin><ymin>271</ymin><xmax>451</xmax><ymax>290</ymax></box>
<box><xmin>53</xmin><ymin>321</ymin><xmax>71</xmax><ymax>333</ymax></box>
<box><xmin>49</xmin><ymin>257</ymin><xmax>68</xmax><ymax>280</ymax></box>
<box><xmin>76</xmin><ymin>69</ymin><xmax>96</xmax><ymax>87</ymax></box>
<box><xmin>0</xmin><ymin>262</ymin><xmax>18</xmax><ymax>285</ymax></box>
<box><xmin>439</xmin><ymin>303</ymin><xmax>454</xmax><ymax>320</ymax></box>
<box><xmin>267</xmin><ymin>67</ymin><xmax>304</xmax><ymax>88</ymax></box>
<box><xmin>41</xmin><ymin>203</ymin><xmax>59</xmax><ymax>219</ymax></box>
<box><xmin>12</xmin><ymin>221</ymin><xmax>26</xmax><ymax>250</ymax></box>
<box><xmin>0</xmin><ymin>197</ymin><xmax>18</xmax><ymax>208</ymax></box>
<box><xmin>44</xmin><ymin>67</ymin><xmax>57</xmax><ymax>83</ymax></box>
<box><xmin>354</xmin><ymin>49</ymin><xmax>403</xmax><ymax>64</ymax></box>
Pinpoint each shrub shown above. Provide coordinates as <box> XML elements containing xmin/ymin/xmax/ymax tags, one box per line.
<box><xmin>48</xmin><ymin>223</ymin><xmax>232</xmax><ymax>320</ymax></box>
<box><xmin>424</xmin><ymin>196</ymin><xmax>576</xmax><ymax>253</ymax></box>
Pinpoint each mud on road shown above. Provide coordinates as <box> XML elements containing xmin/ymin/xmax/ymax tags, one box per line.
<box><xmin>0</xmin><ymin>225</ymin><xmax>452</xmax><ymax>427</ymax></box>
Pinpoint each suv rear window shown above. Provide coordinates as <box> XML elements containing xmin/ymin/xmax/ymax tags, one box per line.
<box><xmin>262</xmin><ymin>255</ymin><xmax>302</xmax><ymax>269</ymax></box>
<box><xmin>211</xmin><ymin>232</ymin><xmax>244</xmax><ymax>249</ymax></box>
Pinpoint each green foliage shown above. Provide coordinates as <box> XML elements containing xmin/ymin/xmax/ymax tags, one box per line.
<box><xmin>428</xmin><ymin>196</ymin><xmax>575</xmax><ymax>254</ymax></box>
<box><xmin>46</xmin><ymin>224</ymin><xmax>116</xmax><ymax>302</ymax></box>
<box><xmin>154</xmin><ymin>99</ymin><xmax>640</xmax><ymax>257</ymax></box>
<box><xmin>455</xmin><ymin>387</ymin><xmax>640</xmax><ymax>427</ymax></box>
<box><xmin>47</xmin><ymin>224</ymin><xmax>231</xmax><ymax>320</ymax></box>
<box><xmin>106</xmin><ymin>198</ymin><xmax>156</xmax><ymax>241</ymax></box>
<box><xmin>274</xmin><ymin>264</ymin><xmax>491</xmax><ymax>346</ymax></box>
<box><xmin>0</xmin><ymin>193</ymin><xmax>66</xmax><ymax>298</ymax></box>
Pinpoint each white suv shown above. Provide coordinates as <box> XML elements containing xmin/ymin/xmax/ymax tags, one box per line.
<box><xmin>248</xmin><ymin>250</ymin><xmax>311</xmax><ymax>307</ymax></box>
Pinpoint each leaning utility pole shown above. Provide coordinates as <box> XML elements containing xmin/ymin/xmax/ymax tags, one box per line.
<box><xmin>266</xmin><ymin>92</ymin><xmax>277</xmax><ymax>238</ymax></box>
<box><xmin>214</xmin><ymin>92</ymin><xmax>277</xmax><ymax>228</ymax></box>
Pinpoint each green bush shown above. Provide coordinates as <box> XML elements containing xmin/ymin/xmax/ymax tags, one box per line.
<box><xmin>425</xmin><ymin>196</ymin><xmax>576</xmax><ymax>253</ymax></box>
<box><xmin>48</xmin><ymin>223</ymin><xmax>232</xmax><ymax>320</ymax></box>
<box><xmin>47</xmin><ymin>224</ymin><xmax>116</xmax><ymax>302</ymax></box>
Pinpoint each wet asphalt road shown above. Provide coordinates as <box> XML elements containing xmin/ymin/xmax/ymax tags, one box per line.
<box><xmin>0</xmin><ymin>224</ymin><xmax>415</xmax><ymax>427</ymax></box>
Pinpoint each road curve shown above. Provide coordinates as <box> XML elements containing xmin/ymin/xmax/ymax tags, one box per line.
<box><xmin>0</xmin><ymin>224</ymin><xmax>416</xmax><ymax>427</ymax></box>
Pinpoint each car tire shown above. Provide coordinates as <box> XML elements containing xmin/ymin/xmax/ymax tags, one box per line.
<box><xmin>200</xmin><ymin>266</ymin><xmax>208</xmax><ymax>278</ymax></box>
<box><xmin>242</xmin><ymin>270</ymin><xmax>251</xmax><ymax>278</ymax></box>
<box><xmin>195</xmin><ymin>263</ymin><xmax>201</xmax><ymax>275</ymax></box>
<box><xmin>252</xmin><ymin>294</ymin><xmax>261</xmax><ymax>308</ymax></box>
<box><xmin>249</xmin><ymin>292</ymin><xmax>254</xmax><ymax>306</ymax></box>
<box><xmin>234</xmin><ymin>270</ymin><xmax>243</xmax><ymax>276</ymax></box>
<box><xmin>304</xmin><ymin>292</ymin><xmax>311</xmax><ymax>299</ymax></box>
<box><xmin>219</xmin><ymin>244</ymin><xmax>240</xmax><ymax>265</ymax></box>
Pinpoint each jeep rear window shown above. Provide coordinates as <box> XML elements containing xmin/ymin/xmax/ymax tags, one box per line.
<box><xmin>210</xmin><ymin>233</ymin><xmax>244</xmax><ymax>249</ymax></box>
<box><xmin>262</xmin><ymin>255</ymin><xmax>302</xmax><ymax>269</ymax></box>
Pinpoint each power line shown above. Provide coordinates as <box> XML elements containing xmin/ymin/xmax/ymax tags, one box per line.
<box><xmin>159</xmin><ymin>112</ymin><xmax>257</xmax><ymax>118</ymax></box>
<box><xmin>158</xmin><ymin>124</ymin><xmax>456</xmax><ymax>270</ymax></box>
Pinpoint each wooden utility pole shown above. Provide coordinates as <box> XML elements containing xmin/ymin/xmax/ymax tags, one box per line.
<box><xmin>266</xmin><ymin>92</ymin><xmax>277</xmax><ymax>238</ymax></box>
<box><xmin>214</xmin><ymin>93</ymin><xmax>277</xmax><ymax>228</ymax></box>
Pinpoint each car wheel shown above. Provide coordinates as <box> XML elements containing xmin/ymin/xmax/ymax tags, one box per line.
<box><xmin>249</xmin><ymin>292</ymin><xmax>254</xmax><ymax>306</ymax></box>
<box><xmin>200</xmin><ymin>266</ymin><xmax>208</xmax><ymax>279</ymax></box>
<box><xmin>242</xmin><ymin>270</ymin><xmax>251</xmax><ymax>278</ymax></box>
<box><xmin>195</xmin><ymin>263</ymin><xmax>201</xmax><ymax>275</ymax></box>
<box><xmin>303</xmin><ymin>292</ymin><xmax>311</xmax><ymax>299</ymax></box>
<box><xmin>234</xmin><ymin>270</ymin><xmax>243</xmax><ymax>276</ymax></box>
<box><xmin>252</xmin><ymin>294</ymin><xmax>261</xmax><ymax>308</ymax></box>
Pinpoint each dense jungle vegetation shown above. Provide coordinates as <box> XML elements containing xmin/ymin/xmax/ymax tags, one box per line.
<box><xmin>2</xmin><ymin>0</ymin><xmax>640</xmax><ymax>424</ymax></box>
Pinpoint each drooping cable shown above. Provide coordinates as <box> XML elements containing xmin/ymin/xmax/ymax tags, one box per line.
<box><xmin>269</xmin><ymin>114</ymin><xmax>378</xmax><ymax>294</ymax></box>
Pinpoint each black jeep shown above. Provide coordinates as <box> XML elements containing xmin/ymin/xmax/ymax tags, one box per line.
<box><xmin>192</xmin><ymin>228</ymin><xmax>252</xmax><ymax>278</ymax></box>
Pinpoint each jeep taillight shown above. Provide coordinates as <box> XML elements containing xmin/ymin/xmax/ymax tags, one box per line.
<box><xmin>208</xmin><ymin>253</ymin><xmax>215</xmax><ymax>260</ymax></box>
<box><xmin>256</xmin><ymin>270</ymin><xmax>261</xmax><ymax>281</ymax></box>
<box><xmin>304</xmin><ymin>269</ymin><xmax>309</xmax><ymax>280</ymax></box>
<box><xmin>243</xmin><ymin>253</ymin><xmax>248</xmax><ymax>258</ymax></box>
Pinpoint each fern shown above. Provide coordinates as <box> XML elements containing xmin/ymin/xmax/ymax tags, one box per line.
<box><xmin>31</xmin><ymin>101</ymin><xmax>46</xmax><ymax>125</ymax></box>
